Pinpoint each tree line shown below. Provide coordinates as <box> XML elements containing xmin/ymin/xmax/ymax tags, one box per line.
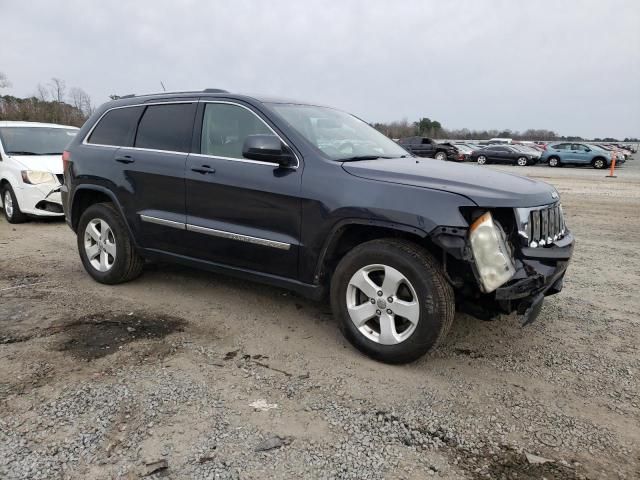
<box><xmin>372</xmin><ymin>117</ymin><xmax>638</xmax><ymax>142</ymax></box>
<box><xmin>0</xmin><ymin>73</ymin><xmax>93</xmax><ymax>127</ymax></box>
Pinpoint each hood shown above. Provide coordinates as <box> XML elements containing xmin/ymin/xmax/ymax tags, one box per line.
<box><xmin>9</xmin><ymin>154</ymin><xmax>63</xmax><ymax>175</ymax></box>
<box><xmin>342</xmin><ymin>157</ymin><xmax>558</xmax><ymax>208</ymax></box>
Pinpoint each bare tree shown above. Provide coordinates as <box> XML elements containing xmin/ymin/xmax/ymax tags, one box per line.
<box><xmin>36</xmin><ymin>83</ymin><xmax>49</xmax><ymax>101</ymax></box>
<box><xmin>48</xmin><ymin>77</ymin><xmax>66</xmax><ymax>103</ymax></box>
<box><xmin>69</xmin><ymin>87</ymin><xmax>93</xmax><ymax>116</ymax></box>
<box><xmin>0</xmin><ymin>72</ymin><xmax>11</xmax><ymax>89</ymax></box>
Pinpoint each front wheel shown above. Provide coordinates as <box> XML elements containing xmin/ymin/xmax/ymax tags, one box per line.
<box><xmin>330</xmin><ymin>239</ymin><xmax>455</xmax><ymax>364</ymax></box>
<box><xmin>516</xmin><ymin>156</ymin><xmax>528</xmax><ymax>166</ymax></box>
<box><xmin>2</xmin><ymin>184</ymin><xmax>28</xmax><ymax>224</ymax></box>
<box><xmin>434</xmin><ymin>151</ymin><xmax>447</xmax><ymax>161</ymax></box>
<box><xmin>77</xmin><ymin>202</ymin><xmax>144</xmax><ymax>284</ymax></box>
<box><xmin>548</xmin><ymin>157</ymin><xmax>560</xmax><ymax>167</ymax></box>
<box><xmin>477</xmin><ymin>155</ymin><xmax>487</xmax><ymax>165</ymax></box>
<box><xmin>592</xmin><ymin>157</ymin><xmax>607</xmax><ymax>169</ymax></box>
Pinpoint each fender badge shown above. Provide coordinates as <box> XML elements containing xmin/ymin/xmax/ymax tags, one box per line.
<box><xmin>551</xmin><ymin>191</ymin><xmax>559</xmax><ymax>199</ymax></box>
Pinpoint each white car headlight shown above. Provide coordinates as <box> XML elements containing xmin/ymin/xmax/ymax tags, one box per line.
<box><xmin>21</xmin><ymin>170</ymin><xmax>57</xmax><ymax>185</ymax></box>
<box><xmin>469</xmin><ymin>212</ymin><xmax>516</xmax><ymax>293</ymax></box>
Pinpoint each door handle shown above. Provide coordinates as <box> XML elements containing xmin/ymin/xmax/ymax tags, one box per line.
<box><xmin>115</xmin><ymin>155</ymin><xmax>135</xmax><ymax>164</ymax></box>
<box><xmin>191</xmin><ymin>165</ymin><xmax>216</xmax><ymax>174</ymax></box>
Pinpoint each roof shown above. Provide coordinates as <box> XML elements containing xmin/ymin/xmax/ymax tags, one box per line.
<box><xmin>0</xmin><ymin>121</ymin><xmax>79</xmax><ymax>129</ymax></box>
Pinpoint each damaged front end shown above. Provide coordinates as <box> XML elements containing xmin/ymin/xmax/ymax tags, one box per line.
<box><xmin>431</xmin><ymin>203</ymin><xmax>575</xmax><ymax>325</ymax></box>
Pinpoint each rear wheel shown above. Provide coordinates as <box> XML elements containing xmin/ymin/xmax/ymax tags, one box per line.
<box><xmin>77</xmin><ymin>202</ymin><xmax>144</xmax><ymax>284</ymax></box>
<box><xmin>516</xmin><ymin>156</ymin><xmax>528</xmax><ymax>166</ymax></box>
<box><xmin>330</xmin><ymin>239</ymin><xmax>455</xmax><ymax>364</ymax></box>
<box><xmin>2</xmin><ymin>184</ymin><xmax>28</xmax><ymax>223</ymax></box>
<box><xmin>592</xmin><ymin>157</ymin><xmax>607</xmax><ymax>169</ymax></box>
<box><xmin>548</xmin><ymin>156</ymin><xmax>560</xmax><ymax>167</ymax></box>
<box><xmin>477</xmin><ymin>155</ymin><xmax>487</xmax><ymax>165</ymax></box>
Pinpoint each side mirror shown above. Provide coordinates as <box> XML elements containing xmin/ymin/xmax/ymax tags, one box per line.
<box><xmin>585</xmin><ymin>148</ymin><xmax>591</xmax><ymax>152</ymax></box>
<box><xmin>242</xmin><ymin>134</ymin><xmax>296</xmax><ymax>167</ymax></box>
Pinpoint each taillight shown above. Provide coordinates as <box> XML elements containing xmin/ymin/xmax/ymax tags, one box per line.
<box><xmin>62</xmin><ymin>150</ymin><xmax>71</xmax><ymax>173</ymax></box>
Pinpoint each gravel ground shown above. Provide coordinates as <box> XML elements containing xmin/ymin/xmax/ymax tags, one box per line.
<box><xmin>1</xmin><ymin>158</ymin><xmax>638</xmax><ymax>479</ymax></box>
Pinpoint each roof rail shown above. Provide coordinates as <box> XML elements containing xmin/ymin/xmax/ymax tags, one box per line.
<box><xmin>202</xmin><ymin>88</ymin><xmax>229</xmax><ymax>93</ymax></box>
<box><xmin>120</xmin><ymin>94</ymin><xmax>136</xmax><ymax>99</ymax></box>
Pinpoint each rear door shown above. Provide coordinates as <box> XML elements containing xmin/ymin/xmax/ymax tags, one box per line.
<box><xmin>184</xmin><ymin>101</ymin><xmax>302</xmax><ymax>278</ymax></box>
<box><xmin>119</xmin><ymin>101</ymin><xmax>197</xmax><ymax>253</ymax></box>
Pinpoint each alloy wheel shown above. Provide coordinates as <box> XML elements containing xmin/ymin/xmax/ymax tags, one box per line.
<box><xmin>84</xmin><ymin>218</ymin><xmax>117</xmax><ymax>272</ymax></box>
<box><xmin>346</xmin><ymin>264</ymin><xmax>420</xmax><ymax>345</ymax></box>
<box><xmin>549</xmin><ymin>158</ymin><xmax>559</xmax><ymax>167</ymax></box>
<box><xmin>594</xmin><ymin>159</ymin><xmax>605</xmax><ymax>169</ymax></box>
<box><xmin>517</xmin><ymin>157</ymin><xmax>528</xmax><ymax>166</ymax></box>
<box><xmin>435</xmin><ymin>152</ymin><xmax>446</xmax><ymax>161</ymax></box>
<box><xmin>4</xmin><ymin>191</ymin><xmax>13</xmax><ymax>219</ymax></box>
<box><xmin>477</xmin><ymin>156</ymin><xmax>487</xmax><ymax>165</ymax></box>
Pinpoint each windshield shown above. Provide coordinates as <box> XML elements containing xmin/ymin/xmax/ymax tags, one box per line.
<box><xmin>268</xmin><ymin>104</ymin><xmax>409</xmax><ymax>161</ymax></box>
<box><xmin>0</xmin><ymin>127</ymin><xmax>78</xmax><ymax>155</ymax></box>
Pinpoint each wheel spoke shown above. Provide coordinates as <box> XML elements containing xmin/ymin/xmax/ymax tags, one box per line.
<box><xmin>381</xmin><ymin>266</ymin><xmax>404</xmax><ymax>296</ymax></box>
<box><xmin>88</xmin><ymin>222</ymin><xmax>101</xmax><ymax>242</ymax></box>
<box><xmin>392</xmin><ymin>299</ymin><xmax>420</xmax><ymax>325</ymax></box>
<box><xmin>347</xmin><ymin>302</ymin><xmax>377</xmax><ymax>327</ymax></box>
<box><xmin>378</xmin><ymin>312</ymin><xmax>400</xmax><ymax>345</ymax></box>
<box><xmin>100</xmin><ymin>250</ymin><xmax>109</xmax><ymax>271</ymax></box>
<box><xmin>104</xmin><ymin>240</ymin><xmax>116</xmax><ymax>257</ymax></box>
<box><xmin>85</xmin><ymin>243</ymin><xmax>100</xmax><ymax>260</ymax></box>
<box><xmin>99</xmin><ymin>220</ymin><xmax>109</xmax><ymax>241</ymax></box>
<box><xmin>349</xmin><ymin>270</ymin><xmax>379</xmax><ymax>299</ymax></box>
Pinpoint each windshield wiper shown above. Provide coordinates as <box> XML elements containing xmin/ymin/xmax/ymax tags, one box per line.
<box><xmin>338</xmin><ymin>155</ymin><xmax>407</xmax><ymax>162</ymax></box>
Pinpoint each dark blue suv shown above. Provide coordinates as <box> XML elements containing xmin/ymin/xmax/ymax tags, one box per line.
<box><xmin>61</xmin><ymin>89</ymin><xmax>574</xmax><ymax>363</ymax></box>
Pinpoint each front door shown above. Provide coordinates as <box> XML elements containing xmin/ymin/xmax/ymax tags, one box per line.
<box><xmin>184</xmin><ymin>101</ymin><xmax>302</xmax><ymax>279</ymax></box>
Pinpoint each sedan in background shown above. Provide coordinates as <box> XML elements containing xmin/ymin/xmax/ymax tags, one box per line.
<box><xmin>453</xmin><ymin>143</ymin><xmax>474</xmax><ymax>161</ymax></box>
<box><xmin>471</xmin><ymin>145</ymin><xmax>536</xmax><ymax>166</ymax></box>
<box><xmin>0</xmin><ymin>121</ymin><xmax>78</xmax><ymax>223</ymax></box>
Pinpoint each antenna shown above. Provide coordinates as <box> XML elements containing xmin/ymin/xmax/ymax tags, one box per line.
<box><xmin>160</xmin><ymin>81</ymin><xmax>166</xmax><ymax>92</ymax></box>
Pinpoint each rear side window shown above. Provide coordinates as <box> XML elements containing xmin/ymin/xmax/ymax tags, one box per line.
<box><xmin>135</xmin><ymin>103</ymin><xmax>196</xmax><ymax>153</ymax></box>
<box><xmin>88</xmin><ymin>106</ymin><xmax>144</xmax><ymax>146</ymax></box>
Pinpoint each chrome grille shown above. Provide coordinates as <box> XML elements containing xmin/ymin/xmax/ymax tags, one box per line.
<box><xmin>524</xmin><ymin>204</ymin><xmax>566</xmax><ymax>247</ymax></box>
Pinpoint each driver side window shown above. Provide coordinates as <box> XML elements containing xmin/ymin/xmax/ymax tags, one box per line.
<box><xmin>201</xmin><ymin>103</ymin><xmax>272</xmax><ymax>159</ymax></box>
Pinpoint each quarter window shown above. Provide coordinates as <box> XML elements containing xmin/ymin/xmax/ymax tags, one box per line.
<box><xmin>200</xmin><ymin>103</ymin><xmax>272</xmax><ymax>159</ymax></box>
<box><xmin>135</xmin><ymin>103</ymin><xmax>196</xmax><ymax>153</ymax></box>
<box><xmin>88</xmin><ymin>106</ymin><xmax>144</xmax><ymax>146</ymax></box>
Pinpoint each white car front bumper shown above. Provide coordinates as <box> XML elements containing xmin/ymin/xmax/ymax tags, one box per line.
<box><xmin>12</xmin><ymin>182</ymin><xmax>64</xmax><ymax>217</ymax></box>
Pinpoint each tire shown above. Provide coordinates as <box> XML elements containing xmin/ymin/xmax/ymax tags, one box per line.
<box><xmin>516</xmin><ymin>157</ymin><xmax>528</xmax><ymax>166</ymax></box>
<box><xmin>77</xmin><ymin>202</ymin><xmax>144</xmax><ymax>284</ymax></box>
<box><xmin>592</xmin><ymin>157</ymin><xmax>607</xmax><ymax>169</ymax></box>
<box><xmin>548</xmin><ymin>156</ymin><xmax>560</xmax><ymax>167</ymax></box>
<box><xmin>330</xmin><ymin>239</ymin><xmax>455</xmax><ymax>364</ymax></box>
<box><xmin>434</xmin><ymin>151</ymin><xmax>447</xmax><ymax>161</ymax></box>
<box><xmin>1</xmin><ymin>184</ymin><xmax>29</xmax><ymax>224</ymax></box>
<box><xmin>477</xmin><ymin>155</ymin><xmax>487</xmax><ymax>165</ymax></box>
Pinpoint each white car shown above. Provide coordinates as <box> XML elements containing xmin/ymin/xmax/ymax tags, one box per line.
<box><xmin>0</xmin><ymin>121</ymin><xmax>78</xmax><ymax>223</ymax></box>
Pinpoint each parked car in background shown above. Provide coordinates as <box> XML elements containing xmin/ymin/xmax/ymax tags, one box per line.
<box><xmin>61</xmin><ymin>89</ymin><xmax>573</xmax><ymax>364</ymax></box>
<box><xmin>453</xmin><ymin>144</ymin><xmax>474</xmax><ymax>161</ymax></box>
<box><xmin>540</xmin><ymin>142</ymin><xmax>621</xmax><ymax>168</ymax></box>
<box><xmin>512</xmin><ymin>144</ymin><xmax>541</xmax><ymax>160</ymax></box>
<box><xmin>0</xmin><ymin>121</ymin><xmax>78</xmax><ymax>223</ymax></box>
<box><xmin>488</xmin><ymin>138</ymin><xmax>512</xmax><ymax>145</ymax></box>
<box><xmin>397</xmin><ymin>137</ymin><xmax>458</xmax><ymax>161</ymax></box>
<box><xmin>471</xmin><ymin>145</ymin><xmax>536</xmax><ymax>166</ymax></box>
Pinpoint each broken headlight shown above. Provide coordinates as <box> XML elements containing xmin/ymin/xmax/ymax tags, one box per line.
<box><xmin>469</xmin><ymin>212</ymin><xmax>516</xmax><ymax>293</ymax></box>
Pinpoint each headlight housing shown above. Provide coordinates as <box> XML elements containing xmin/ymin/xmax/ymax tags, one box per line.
<box><xmin>21</xmin><ymin>170</ymin><xmax>57</xmax><ymax>185</ymax></box>
<box><xmin>469</xmin><ymin>212</ymin><xmax>516</xmax><ymax>293</ymax></box>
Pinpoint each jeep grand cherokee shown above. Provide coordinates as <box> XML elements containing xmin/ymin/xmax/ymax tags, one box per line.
<box><xmin>61</xmin><ymin>89</ymin><xmax>574</xmax><ymax>364</ymax></box>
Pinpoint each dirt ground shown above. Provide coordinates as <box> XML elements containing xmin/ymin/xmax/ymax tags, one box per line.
<box><xmin>1</xmin><ymin>159</ymin><xmax>639</xmax><ymax>479</ymax></box>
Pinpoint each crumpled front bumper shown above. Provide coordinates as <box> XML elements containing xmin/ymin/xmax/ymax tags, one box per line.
<box><xmin>494</xmin><ymin>232</ymin><xmax>575</xmax><ymax>324</ymax></box>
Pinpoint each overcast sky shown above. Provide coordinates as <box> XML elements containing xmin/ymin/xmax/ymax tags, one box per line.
<box><xmin>2</xmin><ymin>0</ymin><xmax>639</xmax><ymax>138</ymax></box>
